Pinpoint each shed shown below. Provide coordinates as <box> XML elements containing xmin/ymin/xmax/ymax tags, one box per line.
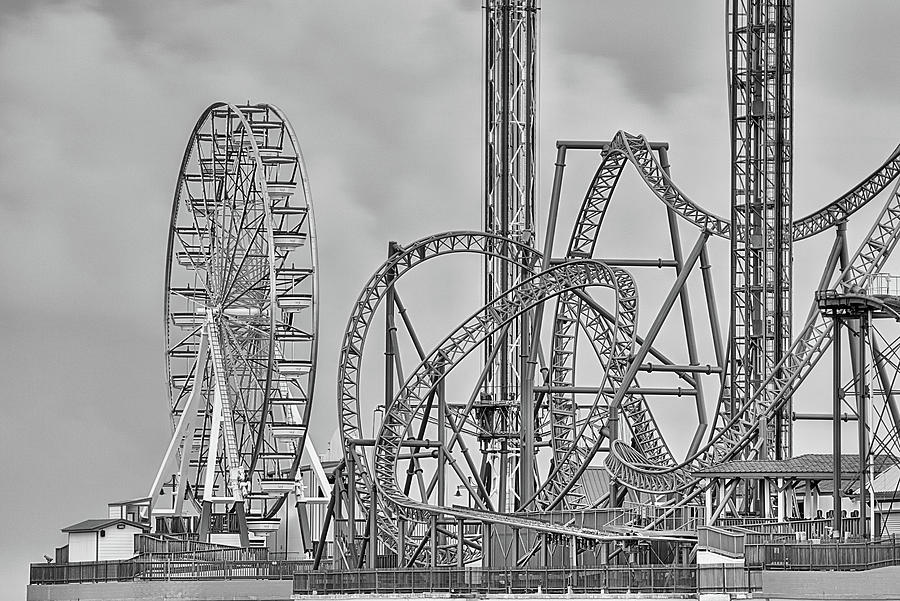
<box><xmin>61</xmin><ymin>518</ymin><xmax>150</xmax><ymax>562</ymax></box>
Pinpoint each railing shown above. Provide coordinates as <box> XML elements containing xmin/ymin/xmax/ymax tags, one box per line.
<box><xmin>698</xmin><ymin>565</ymin><xmax>762</xmax><ymax>593</ymax></box>
<box><xmin>718</xmin><ymin>516</ymin><xmax>878</xmax><ymax>544</ymax></box>
<box><xmin>30</xmin><ymin>555</ymin><xmax>317</xmax><ymax>585</ymax></box>
<box><xmin>746</xmin><ymin>535</ymin><xmax>900</xmax><ymax>570</ymax></box>
<box><xmin>719</xmin><ymin>516</ymin><xmax>778</xmax><ymax>528</ymax></box>
<box><xmin>622</xmin><ymin>501</ymin><xmax>706</xmax><ymax>532</ymax></box>
<box><xmin>698</xmin><ymin>525</ymin><xmax>745</xmax><ymax>557</ymax></box>
<box><xmin>135</xmin><ymin>533</ymin><xmax>236</xmax><ymax>554</ymax></box>
<box><xmin>513</xmin><ymin>504</ymin><xmax>705</xmax><ymax>534</ymax></box>
<box><xmin>30</xmin><ymin>561</ymin><xmax>136</xmax><ymax>584</ymax></box>
<box><xmin>293</xmin><ymin>565</ymin><xmax>760</xmax><ymax>595</ymax></box>
<box><xmin>31</xmin><ymin>559</ymin><xmax>762</xmax><ymax>592</ymax></box>
<box><xmin>867</xmin><ymin>272</ymin><xmax>900</xmax><ymax>296</ymax></box>
<box><xmin>135</xmin><ymin>558</ymin><xmax>312</xmax><ymax>580</ymax></box>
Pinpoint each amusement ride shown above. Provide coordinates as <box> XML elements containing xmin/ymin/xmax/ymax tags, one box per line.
<box><xmin>142</xmin><ymin>0</ymin><xmax>900</xmax><ymax>572</ymax></box>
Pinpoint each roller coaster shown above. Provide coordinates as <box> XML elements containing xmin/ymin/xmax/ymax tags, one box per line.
<box><xmin>142</xmin><ymin>0</ymin><xmax>900</xmax><ymax>574</ymax></box>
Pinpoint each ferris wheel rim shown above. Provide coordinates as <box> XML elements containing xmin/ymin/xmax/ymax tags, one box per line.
<box><xmin>267</xmin><ymin>102</ymin><xmax>320</xmax><ymax>429</ymax></box>
<box><xmin>163</xmin><ymin>102</ymin><xmax>280</xmax><ymax>478</ymax></box>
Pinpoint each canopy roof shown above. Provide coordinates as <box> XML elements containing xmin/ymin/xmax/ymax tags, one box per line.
<box><xmin>694</xmin><ymin>453</ymin><xmax>895</xmax><ymax>480</ymax></box>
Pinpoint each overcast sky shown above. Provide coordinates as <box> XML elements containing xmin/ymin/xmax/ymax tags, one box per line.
<box><xmin>3</xmin><ymin>1</ymin><xmax>900</xmax><ymax>596</ymax></box>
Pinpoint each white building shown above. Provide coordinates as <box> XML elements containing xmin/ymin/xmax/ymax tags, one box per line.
<box><xmin>61</xmin><ymin>518</ymin><xmax>149</xmax><ymax>562</ymax></box>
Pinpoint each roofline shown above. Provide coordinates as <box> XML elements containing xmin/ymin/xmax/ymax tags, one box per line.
<box><xmin>693</xmin><ymin>471</ymin><xmax>865</xmax><ymax>479</ymax></box>
<box><xmin>107</xmin><ymin>497</ymin><xmax>151</xmax><ymax>505</ymax></box>
<box><xmin>62</xmin><ymin>518</ymin><xmax>150</xmax><ymax>533</ymax></box>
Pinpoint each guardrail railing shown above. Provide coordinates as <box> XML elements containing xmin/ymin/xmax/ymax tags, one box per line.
<box><xmin>698</xmin><ymin>525</ymin><xmax>746</xmax><ymax>558</ymax></box>
<box><xmin>29</xmin><ymin>557</ymin><xmax>317</xmax><ymax>585</ymax></box>
<box><xmin>745</xmin><ymin>535</ymin><xmax>900</xmax><ymax>570</ymax></box>
<box><xmin>31</xmin><ymin>560</ymin><xmax>760</xmax><ymax>593</ymax></box>
<box><xmin>292</xmin><ymin>565</ymin><xmax>760</xmax><ymax>595</ymax></box>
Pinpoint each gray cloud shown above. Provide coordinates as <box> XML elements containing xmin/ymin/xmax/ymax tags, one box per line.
<box><xmin>543</xmin><ymin>0</ymin><xmax>723</xmax><ymax>108</ymax></box>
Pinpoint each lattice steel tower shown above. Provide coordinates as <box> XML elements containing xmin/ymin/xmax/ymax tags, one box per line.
<box><xmin>480</xmin><ymin>0</ymin><xmax>538</xmax><ymax>510</ymax></box>
<box><xmin>727</xmin><ymin>0</ymin><xmax>794</xmax><ymax>459</ymax></box>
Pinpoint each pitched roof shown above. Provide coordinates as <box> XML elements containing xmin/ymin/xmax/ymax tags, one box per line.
<box><xmin>694</xmin><ymin>453</ymin><xmax>895</xmax><ymax>479</ymax></box>
<box><xmin>62</xmin><ymin>518</ymin><xmax>150</xmax><ymax>533</ymax></box>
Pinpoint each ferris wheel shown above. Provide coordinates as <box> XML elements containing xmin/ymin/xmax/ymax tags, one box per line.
<box><xmin>150</xmin><ymin>102</ymin><xmax>323</xmax><ymax>541</ymax></box>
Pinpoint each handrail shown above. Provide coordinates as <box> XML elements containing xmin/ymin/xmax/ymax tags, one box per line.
<box><xmin>745</xmin><ymin>535</ymin><xmax>900</xmax><ymax>570</ymax></box>
<box><xmin>293</xmin><ymin>565</ymin><xmax>760</xmax><ymax>596</ymax></box>
<box><xmin>29</xmin><ymin>556</ymin><xmax>318</xmax><ymax>585</ymax></box>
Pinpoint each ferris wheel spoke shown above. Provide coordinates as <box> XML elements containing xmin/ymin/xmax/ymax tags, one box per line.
<box><xmin>219</xmin><ymin>321</ymin><xmax>270</xmax><ymax>427</ymax></box>
<box><xmin>220</xmin><ymin>215</ymin><xmax>268</xmax><ymax>305</ymax></box>
<box><xmin>223</xmin><ymin>271</ymin><xmax>270</xmax><ymax>312</ymax></box>
<box><xmin>220</xmin><ymin>186</ymin><xmax>256</xmax><ymax>303</ymax></box>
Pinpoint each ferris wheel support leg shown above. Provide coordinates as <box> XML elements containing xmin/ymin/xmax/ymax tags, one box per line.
<box><xmin>295</xmin><ymin>499</ymin><xmax>313</xmax><ymax>553</ymax></box>
<box><xmin>234</xmin><ymin>501</ymin><xmax>250</xmax><ymax>548</ymax></box>
<box><xmin>198</xmin><ymin>501</ymin><xmax>212</xmax><ymax>542</ymax></box>
<box><xmin>148</xmin><ymin>329</ymin><xmax>209</xmax><ymax>515</ymax></box>
<box><xmin>303</xmin><ymin>436</ymin><xmax>331</xmax><ymax>497</ymax></box>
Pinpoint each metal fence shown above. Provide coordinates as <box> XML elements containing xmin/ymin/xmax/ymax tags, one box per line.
<box><xmin>746</xmin><ymin>535</ymin><xmax>900</xmax><ymax>570</ymax></box>
<box><xmin>135</xmin><ymin>533</ymin><xmax>234</xmax><ymax>554</ymax></box>
<box><xmin>698</xmin><ymin>565</ymin><xmax>762</xmax><ymax>593</ymax></box>
<box><xmin>30</xmin><ymin>557</ymin><xmax>315</xmax><ymax>585</ymax></box>
<box><xmin>293</xmin><ymin>565</ymin><xmax>759</xmax><ymax>595</ymax></box>
<box><xmin>31</xmin><ymin>561</ymin><xmax>136</xmax><ymax>584</ymax></box>
<box><xmin>32</xmin><ymin>560</ymin><xmax>763</xmax><ymax>593</ymax></box>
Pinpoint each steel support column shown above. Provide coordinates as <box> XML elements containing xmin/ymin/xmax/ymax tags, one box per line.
<box><xmin>834</xmin><ymin>317</ymin><xmax>843</xmax><ymax>536</ymax></box>
<box><xmin>728</xmin><ymin>0</ymin><xmax>794</xmax><ymax>459</ymax></box>
<box><xmin>483</xmin><ymin>0</ymin><xmax>538</xmax><ymax>511</ymax></box>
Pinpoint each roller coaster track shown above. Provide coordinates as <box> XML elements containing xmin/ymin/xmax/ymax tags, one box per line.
<box><xmin>337</xmin><ymin>232</ymin><xmax>540</xmax><ymax>552</ymax></box>
<box><xmin>793</xmin><ymin>144</ymin><xmax>900</xmax><ymax>240</ymax></box>
<box><xmin>373</xmin><ymin>260</ymin><xmax>653</xmax><ymax>564</ymax></box>
<box><xmin>338</xmin><ymin>232</ymin><xmax>681</xmax><ymax>561</ymax></box>
<box><xmin>541</xmin><ymin>145</ymin><xmax>678</xmax><ymax>510</ymax></box>
<box><xmin>606</xmin><ymin>172</ymin><xmax>900</xmax><ymax>496</ymax></box>
<box><xmin>544</xmin><ymin>130</ymin><xmax>900</xmax><ymax>499</ymax></box>
<box><xmin>337</xmin><ymin>129</ymin><xmax>900</xmax><ymax>556</ymax></box>
<box><xmin>585</xmin><ymin>132</ymin><xmax>900</xmax><ymax>244</ymax></box>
